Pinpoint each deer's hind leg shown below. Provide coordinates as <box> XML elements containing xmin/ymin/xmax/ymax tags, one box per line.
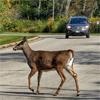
<box><xmin>28</xmin><ymin>68</ymin><xmax>37</xmax><ymax>92</ymax></box>
<box><xmin>65</xmin><ymin>66</ymin><xmax>80</xmax><ymax>96</ymax></box>
<box><xmin>54</xmin><ymin>68</ymin><xmax>66</xmax><ymax>96</ymax></box>
<box><xmin>36</xmin><ymin>71</ymin><xmax>42</xmax><ymax>94</ymax></box>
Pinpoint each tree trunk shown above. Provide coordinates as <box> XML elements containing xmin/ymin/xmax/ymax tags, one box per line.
<box><xmin>90</xmin><ymin>1</ymin><xmax>97</xmax><ymax>18</ymax></box>
<box><xmin>84</xmin><ymin>0</ymin><xmax>97</xmax><ymax>17</ymax></box>
<box><xmin>83</xmin><ymin>0</ymin><xmax>86</xmax><ymax>13</ymax></box>
<box><xmin>52</xmin><ymin>0</ymin><xmax>55</xmax><ymax>19</ymax></box>
<box><xmin>56</xmin><ymin>0</ymin><xmax>64</xmax><ymax>17</ymax></box>
<box><xmin>65</xmin><ymin>0</ymin><xmax>71</xmax><ymax>17</ymax></box>
<box><xmin>38</xmin><ymin>0</ymin><xmax>41</xmax><ymax>18</ymax></box>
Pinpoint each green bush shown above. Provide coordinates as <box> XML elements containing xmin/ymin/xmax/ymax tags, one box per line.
<box><xmin>55</xmin><ymin>21</ymin><xmax>66</xmax><ymax>33</ymax></box>
<box><xmin>2</xmin><ymin>16</ymin><xmax>100</xmax><ymax>33</ymax></box>
<box><xmin>88</xmin><ymin>17</ymin><xmax>100</xmax><ymax>33</ymax></box>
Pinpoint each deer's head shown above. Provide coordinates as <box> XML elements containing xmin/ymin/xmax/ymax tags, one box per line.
<box><xmin>13</xmin><ymin>37</ymin><xmax>27</xmax><ymax>51</ymax></box>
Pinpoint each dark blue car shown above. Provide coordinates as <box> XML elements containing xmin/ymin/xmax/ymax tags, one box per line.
<box><xmin>65</xmin><ymin>17</ymin><xmax>91</xmax><ymax>38</ymax></box>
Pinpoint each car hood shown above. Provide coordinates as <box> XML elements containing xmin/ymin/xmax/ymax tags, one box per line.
<box><xmin>67</xmin><ymin>24</ymin><xmax>89</xmax><ymax>27</ymax></box>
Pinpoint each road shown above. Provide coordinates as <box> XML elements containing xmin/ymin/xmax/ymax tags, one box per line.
<box><xmin>0</xmin><ymin>35</ymin><xmax>100</xmax><ymax>100</ymax></box>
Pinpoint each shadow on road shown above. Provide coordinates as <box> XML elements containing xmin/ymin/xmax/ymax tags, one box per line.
<box><xmin>0</xmin><ymin>84</ymin><xmax>99</xmax><ymax>100</ymax></box>
<box><xmin>74</xmin><ymin>51</ymin><xmax>100</xmax><ymax>65</ymax></box>
<box><xmin>0</xmin><ymin>52</ymin><xmax>26</xmax><ymax>63</ymax></box>
<box><xmin>0</xmin><ymin>51</ymin><xmax>100</xmax><ymax>65</ymax></box>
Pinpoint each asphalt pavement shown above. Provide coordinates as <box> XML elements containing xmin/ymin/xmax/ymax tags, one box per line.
<box><xmin>0</xmin><ymin>35</ymin><xmax>100</xmax><ymax>100</ymax></box>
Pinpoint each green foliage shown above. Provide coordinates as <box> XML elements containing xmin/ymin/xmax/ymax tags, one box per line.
<box><xmin>0</xmin><ymin>0</ymin><xmax>14</xmax><ymax>33</ymax></box>
<box><xmin>40</xmin><ymin>0</ymin><xmax>52</xmax><ymax>19</ymax></box>
<box><xmin>10</xmin><ymin>0</ymin><xmax>52</xmax><ymax>20</ymax></box>
<box><xmin>55</xmin><ymin>21</ymin><xmax>66</xmax><ymax>33</ymax></box>
<box><xmin>88</xmin><ymin>17</ymin><xmax>100</xmax><ymax>33</ymax></box>
<box><xmin>0</xmin><ymin>35</ymin><xmax>34</xmax><ymax>45</ymax></box>
<box><xmin>0</xmin><ymin>0</ymin><xmax>100</xmax><ymax>34</ymax></box>
<box><xmin>14</xmin><ymin>4</ymin><xmax>38</xmax><ymax>20</ymax></box>
<box><xmin>94</xmin><ymin>0</ymin><xmax>100</xmax><ymax>17</ymax></box>
<box><xmin>69</xmin><ymin>0</ymin><xmax>98</xmax><ymax>17</ymax></box>
<box><xmin>2</xmin><ymin>16</ymin><xmax>100</xmax><ymax>33</ymax></box>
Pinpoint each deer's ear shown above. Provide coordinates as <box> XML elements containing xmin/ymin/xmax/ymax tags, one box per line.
<box><xmin>23</xmin><ymin>37</ymin><xmax>27</xmax><ymax>42</ymax></box>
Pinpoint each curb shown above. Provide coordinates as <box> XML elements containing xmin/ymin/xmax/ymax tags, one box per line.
<box><xmin>0</xmin><ymin>36</ymin><xmax>40</xmax><ymax>50</ymax></box>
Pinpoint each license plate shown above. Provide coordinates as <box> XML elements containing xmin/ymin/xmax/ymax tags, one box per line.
<box><xmin>76</xmin><ymin>30</ymin><xmax>80</xmax><ymax>33</ymax></box>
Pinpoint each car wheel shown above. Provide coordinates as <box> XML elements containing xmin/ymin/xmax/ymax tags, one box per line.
<box><xmin>86</xmin><ymin>34</ymin><xmax>90</xmax><ymax>38</ymax></box>
<box><xmin>65</xmin><ymin>35</ymin><xmax>69</xmax><ymax>38</ymax></box>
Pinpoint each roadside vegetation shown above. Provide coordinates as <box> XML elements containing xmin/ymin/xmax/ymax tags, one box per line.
<box><xmin>0</xmin><ymin>36</ymin><xmax>34</xmax><ymax>45</ymax></box>
<box><xmin>0</xmin><ymin>32</ymin><xmax>99</xmax><ymax>45</ymax></box>
<box><xmin>0</xmin><ymin>0</ymin><xmax>100</xmax><ymax>34</ymax></box>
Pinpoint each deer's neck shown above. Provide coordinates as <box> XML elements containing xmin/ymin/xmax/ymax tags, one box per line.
<box><xmin>22</xmin><ymin>42</ymin><xmax>32</xmax><ymax>59</ymax></box>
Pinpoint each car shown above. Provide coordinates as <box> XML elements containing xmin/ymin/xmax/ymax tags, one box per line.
<box><xmin>65</xmin><ymin>16</ymin><xmax>91</xmax><ymax>38</ymax></box>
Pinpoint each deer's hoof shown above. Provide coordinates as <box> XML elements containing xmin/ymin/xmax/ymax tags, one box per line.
<box><xmin>77</xmin><ymin>91</ymin><xmax>80</xmax><ymax>96</ymax></box>
<box><xmin>31</xmin><ymin>89</ymin><xmax>34</xmax><ymax>92</ymax></box>
<box><xmin>54</xmin><ymin>93</ymin><xmax>58</xmax><ymax>96</ymax></box>
<box><xmin>36</xmin><ymin>91</ymin><xmax>39</xmax><ymax>95</ymax></box>
<box><xmin>29</xmin><ymin>87</ymin><xmax>34</xmax><ymax>92</ymax></box>
<box><xmin>77</xmin><ymin>94</ymin><xmax>79</xmax><ymax>96</ymax></box>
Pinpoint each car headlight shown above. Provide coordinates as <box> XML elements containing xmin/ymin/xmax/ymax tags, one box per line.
<box><xmin>85</xmin><ymin>25</ymin><xmax>89</xmax><ymax>29</ymax></box>
<box><xmin>67</xmin><ymin>26</ymin><xmax>71</xmax><ymax>29</ymax></box>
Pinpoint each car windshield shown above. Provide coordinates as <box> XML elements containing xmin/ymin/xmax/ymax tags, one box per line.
<box><xmin>69</xmin><ymin>18</ymin><xmax>88</xmax><ymax>24</ymax></box>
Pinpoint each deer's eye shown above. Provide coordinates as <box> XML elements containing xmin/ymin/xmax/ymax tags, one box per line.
<box><xmin>17</xmin><ymin>44</ymin><xmax>20</xmax><ymax>46</ymax></box>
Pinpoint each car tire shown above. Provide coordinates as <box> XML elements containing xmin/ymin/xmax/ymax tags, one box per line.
<box><xmin>86</xmin><ymin>34</ymin><xmax>90</xmax><ymax>38</ymax></box>
<box><xmin>65</xmin><ymin>35</ymin><xmax>69</xmax><ymax>38</ymax></box>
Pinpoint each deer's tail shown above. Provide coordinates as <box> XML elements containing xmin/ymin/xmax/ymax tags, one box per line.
<box><xmin>68</xmin><ymin>49</ymin><xmax>74</xmax><ymax>58</ymax></box>
<box><xmin>66</xmin><ymin>49</ymin><xmax>74</xmax><ymax>69</ymax></box>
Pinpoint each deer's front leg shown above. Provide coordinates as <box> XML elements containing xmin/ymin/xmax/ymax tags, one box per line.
<box><xmin>54</xmin><ymin>69</ymin><xmax>66</xmax><ymax>96</ymax></box>
<box><xmin>28</xmin><ymin>68</ymin><xmax>37</xmax><ymax>92</ymax></box>
<box><xmin>36</xmin><ymin>71</ymin><xmax>42</xmax><ymax>94</ymax></box>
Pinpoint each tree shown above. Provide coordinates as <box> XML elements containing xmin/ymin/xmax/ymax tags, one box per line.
<box><xmin>68</xmin><ymin>0</ymin><xmax>98</xmax><ymax>17</ymax></box>
<box><xmin>52</xmin><ymin>0</ymin><xmax>55</xmax><ymax>19</ymax></box>
<box><xmin>0</xmin><ymin>0</ymin><xmax>15</xmax><ymax>33</ymax></box>
<box><xmin>83</xmin><ymin>0</ymin><xmax>86</xmax><ymax>13</ymax></box>
<box><xmin>38</xmin><ymin>0</ymin><xmax>41</xmax><ymax>18</ymax></box>
<box><xmin>89</xmin><ymin>0</ymin><xmax>97</xmax><ymax>17</ymax></box>
<box><xmin>2</xmin><ymin>0</ymin><xmax>99</xmax><ymax>20</ymax></box>
<box><xmin>65</xmin><ymin>0</ymin><xmax>72</xmax><ymax>16</ymax></box>
<box><xmin>94</xmin><ymin>0</ymin><xmax>100</xmax><ymax>17</ymax></box>
<box><xmin>56</xmin><ymin>0</ymin><xmax>64</xmax><ymax>17</ymax></box>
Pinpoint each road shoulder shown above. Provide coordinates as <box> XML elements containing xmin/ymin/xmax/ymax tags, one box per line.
<box><xmin>0</xmin><ymin>36</ymin><xmax>40</xmax><ymax>50</ymax></box>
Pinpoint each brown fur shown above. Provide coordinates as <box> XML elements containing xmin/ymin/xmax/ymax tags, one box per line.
<box><xmin>13</xmin><ymin>37</ymin><xmax>80</xmax><ymax>96</ymax></box>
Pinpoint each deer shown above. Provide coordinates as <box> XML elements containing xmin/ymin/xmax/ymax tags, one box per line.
<box><xmin>13</xmin><ymin>37</ymin><xmax>80</xmax><ymax>96</ymax></box>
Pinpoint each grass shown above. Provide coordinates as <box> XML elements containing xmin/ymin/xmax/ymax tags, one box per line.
<box><xmin>0</xmin><ymin>32</ymin><xmax>99</xmax><ymax>45</ymax></box>
<box><xmin>0</xmin><ymin>36</ymin><xmax>35</xmax><ymax>45</ymax></box>
<box><xmin>3</xmin><ymin>32</ymin><xmax>65</xmax><ymax>34</ymax></box>
<box><xmin>90</xmin><ymin>33</ymin><xmax>100</xmax><ymax>35</ymax></box>
<box><xmin>3</xmin><ymin>32</ymin><xmax>100</xmax><ymax>35</ymax></box>
<box><xmin>3</xmin><ymin>32</ymin><xmax>32</xmax><ymax>34</ymax></box>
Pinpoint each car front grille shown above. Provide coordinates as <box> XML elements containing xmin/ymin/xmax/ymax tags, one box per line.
<box><xmin>72</xmin><ymin>26</ymin><xmax>83</xmax><ymax>31</ymax></box>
